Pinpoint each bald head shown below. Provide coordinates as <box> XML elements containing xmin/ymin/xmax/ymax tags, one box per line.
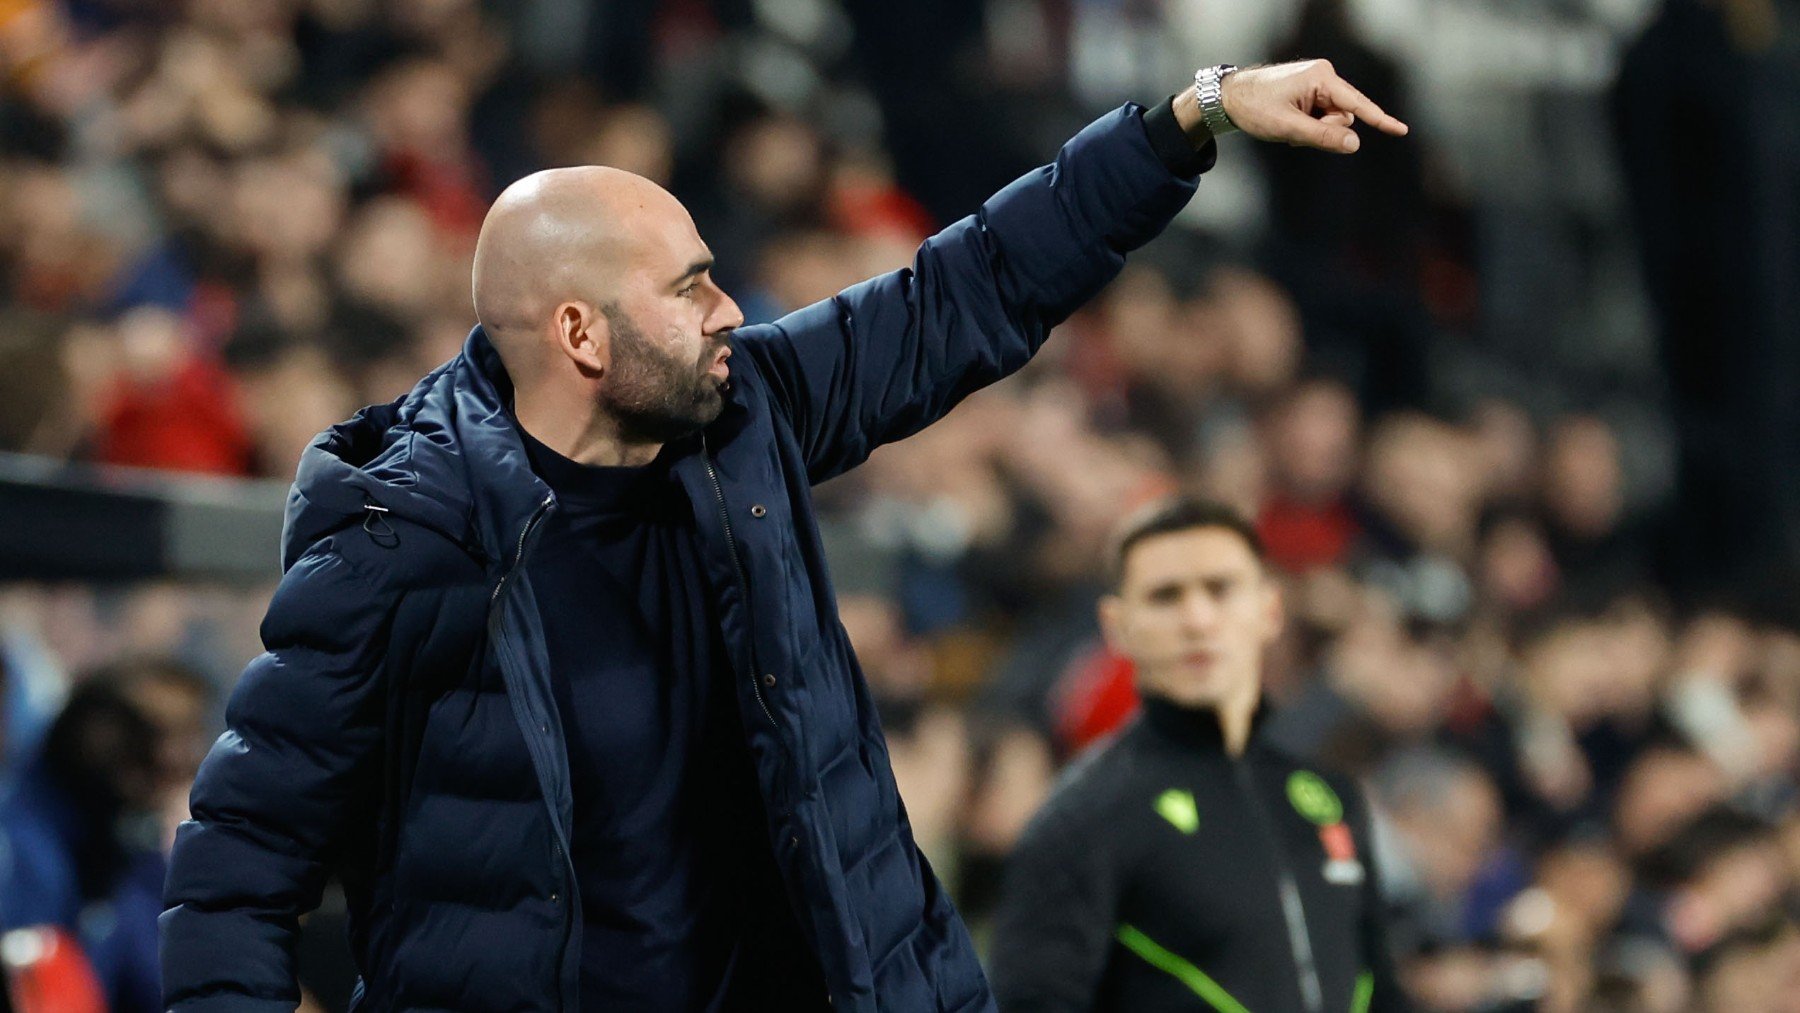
<box><xmin>471</xmin><ymin>166</ymin><xmax>683</xmax><ymax>372</ymax></box>
<box><xmin>471</xmin><ymin>165</ymin><xmax>743</xmax><ymax>461</ymax></box>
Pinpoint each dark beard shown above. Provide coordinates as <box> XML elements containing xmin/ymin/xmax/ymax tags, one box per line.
<box><xmin>601</xmin><ymin>303</ymin><xmax>725</xmax><ymax>444</ymax></box>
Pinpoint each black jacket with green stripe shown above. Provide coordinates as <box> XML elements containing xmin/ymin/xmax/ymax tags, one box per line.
<box><xmin>987</xmin><ymin>696</ymin><xmax>1412</xmax><ymax>1013</ymax></box>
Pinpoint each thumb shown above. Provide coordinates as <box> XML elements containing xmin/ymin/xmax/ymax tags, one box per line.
<box><xmin>1286</xmin><ymin>111</ymin><xmax>1359</xmax><ymax>153</ymax></box>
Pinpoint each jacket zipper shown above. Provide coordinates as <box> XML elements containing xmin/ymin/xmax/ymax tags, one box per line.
<box><xmin>700</xmin><ymin>435</ymin><xmax>779</xmax><ymax>729</ymax></box>
<box><xmin>1233</xmin><ymin>759</ymin><xmax>1324</xmax><ymax>1013</ymax></box>
<box><xmin>485</xmin><ymin>492</ymin><xmax>577</xmax><ymax>1010</ymax></box>
<box><xmin>491</xmin><ymin>493</ymin><xmax>555</xmax><ymax>605</ymax></box>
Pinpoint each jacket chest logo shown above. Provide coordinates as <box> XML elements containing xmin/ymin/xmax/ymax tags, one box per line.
<box><xmin>1287</xmin><ymin>771</ymin><xmax>1364</xmax><ymax>886</ymax></box>
<box><xmin>1154</xmin><ymin>788</ymin><xmax>1200</xmax><ymax>835</ymax></box>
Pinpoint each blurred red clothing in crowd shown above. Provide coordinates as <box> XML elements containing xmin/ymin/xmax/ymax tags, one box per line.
<box><xmin>830</xmin><ymin>168</ymin><xmax>936</xmax><ymax>242</ymax></box>
<box><xmin>1053</xmin><ymin>646</ymin><xmax>1140</xmax><ymax>754</ymax></box>
<box><xmin>379</xmin><ymin>148</ymin><xmax>488</xmax><ymax>241</ymax></box>
<box><xmin>96</xmin><ymin>355</ymin><xmax>252</xmax><ymax>476</ymax></box>
<box><xmin>1</xmin><ymin>926</ymin><xmax>107</xmax><ymax>1013</ymax></box>
<box><xmin>1259</xmin><ymin>492</ymin><xmax>1360</xmax><ymax>571</ymax></box>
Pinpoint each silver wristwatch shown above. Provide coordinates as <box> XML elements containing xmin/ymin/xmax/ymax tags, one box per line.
<box><xmin>1193</xmin><ymin>64</ymin><xmax>1239</xmax><ymax>139</ymax></box>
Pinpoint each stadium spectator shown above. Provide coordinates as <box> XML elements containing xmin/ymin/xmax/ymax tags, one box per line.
<box><xmin>0</xmin><ymin>676</ymin><xmax>164</xmax><ymax>1013</ymax></box>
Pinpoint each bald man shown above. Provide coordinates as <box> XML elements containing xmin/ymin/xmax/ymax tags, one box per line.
<box><xmin>161</xmin><ymin>61</ymin><xmax>1406</xmax><ymax>1013</ymax></box>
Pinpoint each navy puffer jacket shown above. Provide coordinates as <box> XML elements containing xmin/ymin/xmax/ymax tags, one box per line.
<box><xmin>160</xmin><ymin>104</ymin><xmax>1204</xmax><ymax>1012</ymax></box>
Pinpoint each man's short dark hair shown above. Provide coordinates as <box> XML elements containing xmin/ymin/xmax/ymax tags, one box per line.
<box><xmin>1107</xmin><ymin>496</ymin><xmax>1265</xmax><ymax>589</ymax></box>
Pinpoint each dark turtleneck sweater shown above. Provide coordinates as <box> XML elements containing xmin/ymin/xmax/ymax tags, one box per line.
<box><xmin>518</xmin><ymin>427</ymin><xmax>824</xmax><ymax>1010</ymax></box>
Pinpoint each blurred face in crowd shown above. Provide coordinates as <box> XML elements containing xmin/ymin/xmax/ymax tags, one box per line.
<box><xmin>1389</xmin><ymin>762</ymin><xmax>1503</xmax><ymax>899</ymax></box>
<box><xmin>1700</xmin><ymin>928</ymin><xmax>1800</xmax><ymax>1013</ymax></box>
<box><xmin>1545</xmin><ymin>415</ymin><xmax>1625</xmax><ymax>538</ymax></box>
<box><xmin>472</xmin><ymin>167</ymin><xmax>745</xmax><ymax>445</ymax></box>
<box><xmin>581</xmin><ymin>104</ymin><xmax>676</xmax><ymax>187</ymax></box>
<box><xmin>44</xmin><ymin>681</ymin><xmax>161</xmax><ymax>822</ymax></box>
<box><xmin>1478</xmin><ymin>514</ymin><xmax>1558</xmax><ymax>612</ymax></box>
<box><xmin>369</xmin><ymin>59</ymin><xmax>471</xmax><ymax>154</ymax></box>
<box><xmin>1211</xmin><ymin>267</ymin><xmax>1301</xmax><ymax>396</ymax></box>
<box><xmin>123</xmin><ymin>666</ymin><xmax>215</xmax><ymax>788</ymax></box>
<box><xmin>1470</xmin><ymin>398</ymin><xmax>1537</xmax><ymax>502</ymax></box>
<box><xmin>336</xmin><ymin>197</ymin><xmax>442</xmax><ymax>316</ymax></box>
<box><xmin>728</xmin><ymin>114</ymin><xmax>826</xmax><ymax>215</ymax></box>
<box><xmin>1101</xmin><ymin>526</ymin><xmax>1282</xmax><ymax>710</ymax></box>
<box><xmin>1614</xmin><ymin>748</ymin><xmax>1730</xmax><ymax>856</ymax></box>
<box><xmin>1665</xmin><ymin>829</ymin><xmax>1792</xmax><ymax>953</ymax></box>
<box><xmin>1269</xmin><ymin>378</ymin><xmax>1359</xmax><ymax>502</ymax></box>
<box><xmin>1365</xmin><ymin>414</ymin><xmax>1482</xmax><ymax>554</ymax></box>
<box><xmin>760</xmin><ymin>229</ymin><xmax>858</xmax><ymax>312</ymax></box>
<box><xmin>1525</xmin><ymin>842</ymin><xmax>1632</xmax><ymax>947</ymax></box>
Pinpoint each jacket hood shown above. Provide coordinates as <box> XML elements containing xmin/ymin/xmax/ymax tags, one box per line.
<box><xmin>281</xmin><ymin>326</ymin><xmax>550</xmax><ymax>572</ymax></box>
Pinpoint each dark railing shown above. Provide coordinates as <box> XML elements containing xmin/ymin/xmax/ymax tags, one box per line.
<box><xmin>0</xmin><ymin>453</ymin><xmax>287</xmax><ymax>584</ymax></box>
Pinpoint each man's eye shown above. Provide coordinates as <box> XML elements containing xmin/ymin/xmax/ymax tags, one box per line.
<box><xmin>679</xmin><ymin>283</ymin><xmax>699</xmax><ymax>298</ymax></box>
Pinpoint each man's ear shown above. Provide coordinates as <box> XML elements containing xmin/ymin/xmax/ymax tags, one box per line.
<box><xmin>555</xmin><ymin>301</ymin><xmax>608</xmax><ymax>375</ymax></box>
<box><xmin>1261</xmin><ymin>574</ymin><xmax>1285</xmax><ymax>647</ymax></box>
<box><xmin>1098</xmin><ymin>594</ymin><xmax>1126</xmax><ymax>655</ymax></box>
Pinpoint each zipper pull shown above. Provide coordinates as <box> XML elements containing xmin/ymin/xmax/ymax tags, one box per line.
<box><xmin>361</xmin><ymin>502</ymin><xmax>398</xmax><ymax>547</ymax></box>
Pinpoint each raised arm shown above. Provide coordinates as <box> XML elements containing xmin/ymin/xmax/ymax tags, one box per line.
<box><xmin>734</xmin><ymin>60</ymin><xmax>1407</xmax><ymax>484</ymax></box>
<box><xmin>735</xmin><ymin>99</ymin><xmax>1205</xmax><ymax>484</ymax></box>
<box><xmin>160</xmin><ymin>546</ymin><xmax>398</xmax><ymax>1011</ymax></box>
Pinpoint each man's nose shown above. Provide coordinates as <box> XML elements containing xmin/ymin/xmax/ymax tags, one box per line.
<box><xmin>1179</xmin><ymin>597</ymin><xmax>1219</xmax><ymax>635</ymax></box>
<box><xmin>711</xmin><ymin>286</ymin><xmax>745</xmax><ymax>332</ymax></box>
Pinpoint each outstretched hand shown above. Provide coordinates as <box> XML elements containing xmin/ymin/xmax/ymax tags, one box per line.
<box><xmin>1215</xmin><ymin>60</ymin><xmax>1408</xmax><ymax>153</ymax></box>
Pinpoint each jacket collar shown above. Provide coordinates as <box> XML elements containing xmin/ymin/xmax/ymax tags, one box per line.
<box><xmin>283</xmin><ymin>325</ymin><xmax>548</xmax><ymax>572</ymax></box>
<box><xmin>284</xmin><ymin>324</ymin><xmax>761</xmax><ymax>574</ymax></box>
<box><xmin>450</xmin><ymin>326</ymin><xmax>554</xmax><ymax>565</ymax></box>
<box><xmin>1138</xmin><ymin>693</ymin><xmax>1272</xmax><ymax>756</ymax></box>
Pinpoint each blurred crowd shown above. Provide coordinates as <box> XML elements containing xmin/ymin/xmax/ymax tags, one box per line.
<box><xmin>3</xmin><ymin>0</ymin><xmax>1800</xmax><ymax>1010</ymax></box>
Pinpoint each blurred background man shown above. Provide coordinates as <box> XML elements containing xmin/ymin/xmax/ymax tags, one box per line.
<box><xmin>988</xmin><ymin>498</ymin><xmax>1408</xmax><ymax>1012</ymax></box>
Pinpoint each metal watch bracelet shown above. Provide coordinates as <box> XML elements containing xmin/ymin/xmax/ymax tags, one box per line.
<box><xmin>1193</xmin><ymin>64</ymin><xmax>1239</xmax><ymax>139</ymax></box>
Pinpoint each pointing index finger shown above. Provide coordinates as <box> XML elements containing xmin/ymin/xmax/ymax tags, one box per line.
<box><xmin>1324</xmin><ymin>75</ymin><xmax>1409</xmax><ymax>136</ymax></box>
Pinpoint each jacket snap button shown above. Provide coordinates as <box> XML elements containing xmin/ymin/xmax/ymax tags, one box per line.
<box><xmin>762</xmin><ymin>673</ymin><xmax>777</xmax><ymax>688</ymax></box>
<box><xmin>749</xmin><ymin>504</ymin><xmax>768</xmax><ymax>518</ymax></box>
<box><xmin>550</xmin><ymin>892</ymin><xmax>560</xmax><ymax>903</ymax></box>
